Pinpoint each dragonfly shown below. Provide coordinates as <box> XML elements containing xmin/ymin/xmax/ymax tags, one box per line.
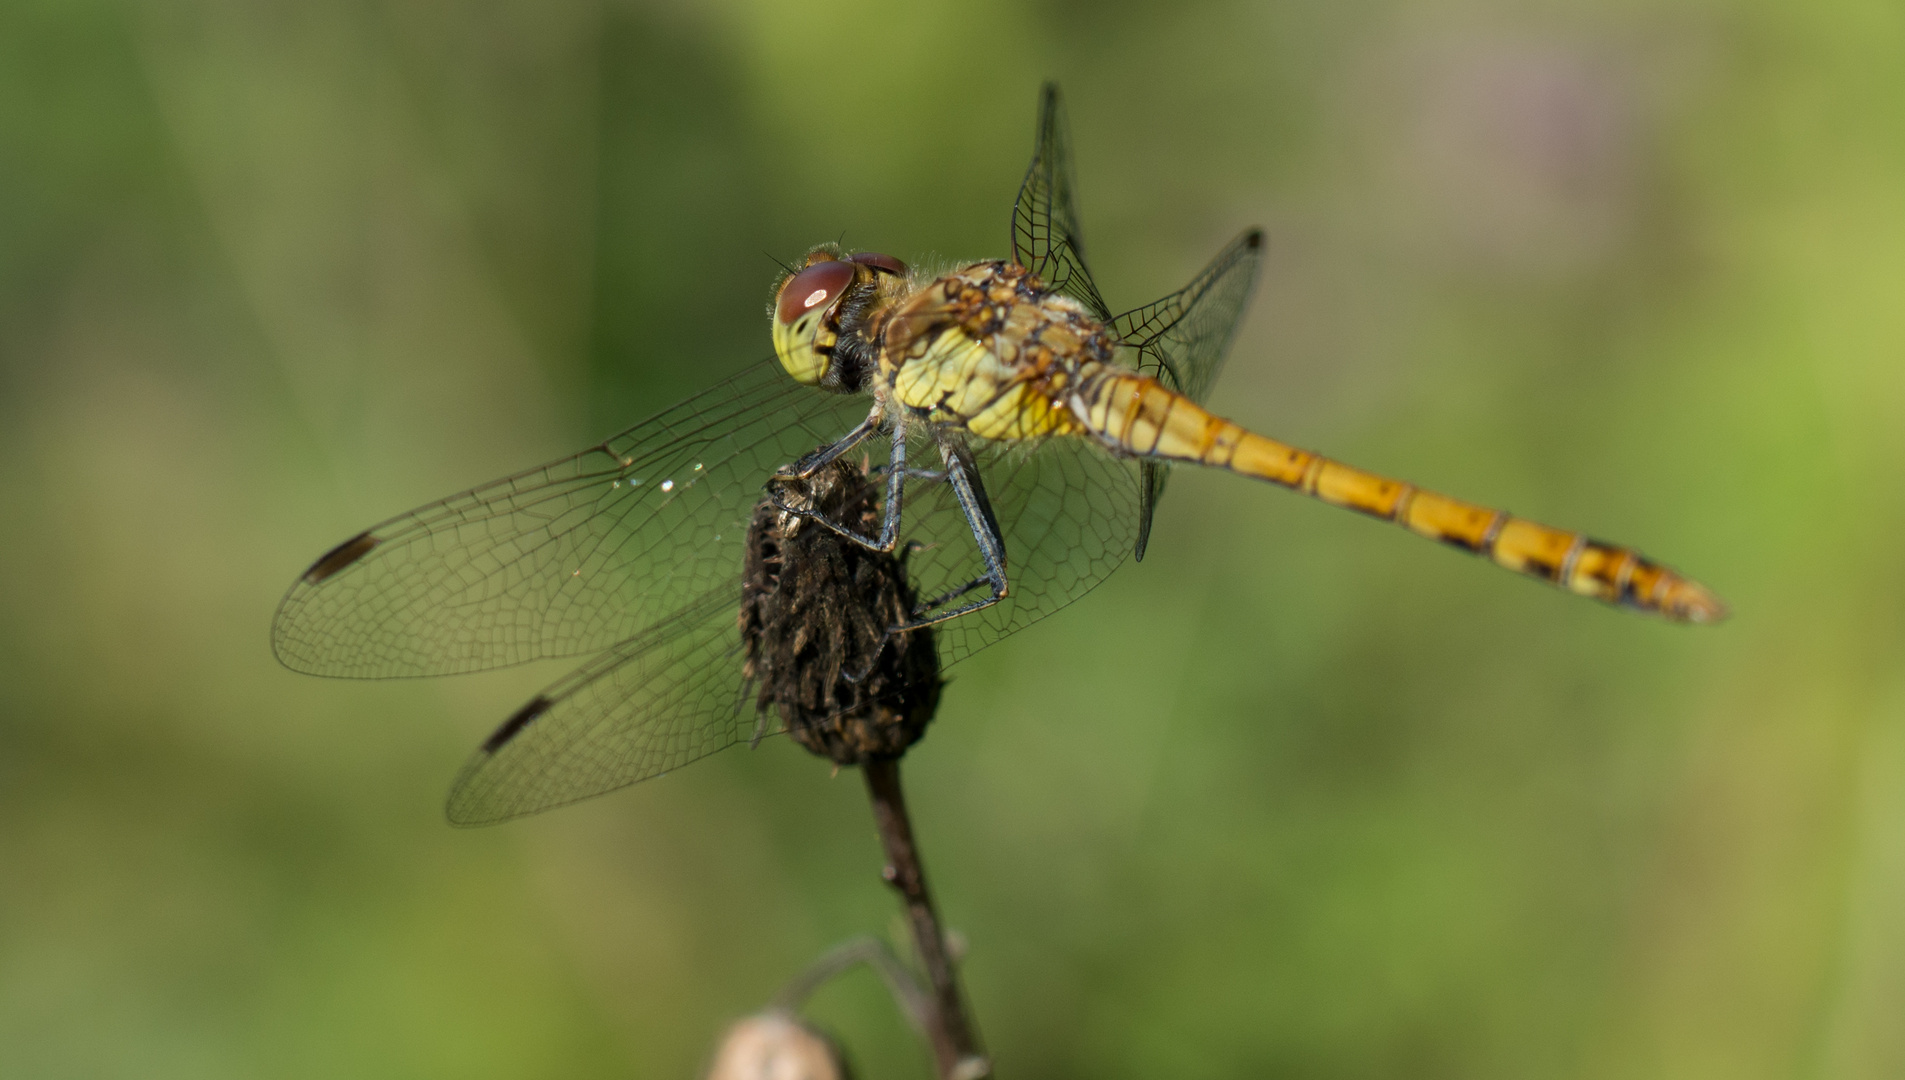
<box><xmin>274</xmin><ymin>84</ymin><xmax>1727</xmax><ymax>825</ymax></box>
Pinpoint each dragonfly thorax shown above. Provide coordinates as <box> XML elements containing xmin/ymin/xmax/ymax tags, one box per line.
<box><xmin>881</xmin><ymin>260</ymin><xmax>1117</xmax><ymax>441</ymax></box>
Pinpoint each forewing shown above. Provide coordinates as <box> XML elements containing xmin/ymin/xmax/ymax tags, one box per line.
<box><xmin>1010</xmin><ymin>83</ymin><xmax>1113</xmax><ymax>322</ymax></box>
<box><xmin>272</xmin><ymin>360</ymin><xmax>871</xmax><ymax>679</ymax></box>
<box><xmin>1109</xmin><ymin>228</ymin><xmax>1265</xmax><ymax>556</ymax></box>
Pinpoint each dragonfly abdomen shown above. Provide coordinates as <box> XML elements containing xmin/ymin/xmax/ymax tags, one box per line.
<box><xmin>1080</xmin><ymin>372</ymin><xmax>1727</xmax><ymax>623</ymax></box>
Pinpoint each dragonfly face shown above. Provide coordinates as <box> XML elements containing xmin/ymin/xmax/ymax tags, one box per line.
<box><xmin>770</xmin><ymin>249</ymin><xmax>910</xmax><ymax>392</ymax></box>
<box><xmin>273</xmin><ymin>83</ymin><xmax>1723</xmax><ymax>826</ymax></box>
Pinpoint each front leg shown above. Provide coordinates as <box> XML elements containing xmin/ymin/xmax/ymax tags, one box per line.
<box><xmin>771</xmin><ymin>414</ymin><xmax>910</xmax><ymax>553</ymax></box>
<box><xmin>777</xmin><ymin>407</ymin><xmax>882</xmax><ymax>480</ymax></box>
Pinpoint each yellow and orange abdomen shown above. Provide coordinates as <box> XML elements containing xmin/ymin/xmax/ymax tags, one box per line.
<box><xmin>1081</xmin><ymin>371</ymin><xmax>1727</xmax><ymax>623</ymax></box>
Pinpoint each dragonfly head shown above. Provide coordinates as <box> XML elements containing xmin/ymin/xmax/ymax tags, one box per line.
<box><xmin>771</xmin><ymin>248</ymin><xmax>907</xmax><ymax>390</ymax></box>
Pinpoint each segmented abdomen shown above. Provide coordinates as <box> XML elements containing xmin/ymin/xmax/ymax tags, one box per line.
<box><xmin>1079</xmin><ymin>372</ymin><xmax>1727</xmax><ymax>623</ymax></box>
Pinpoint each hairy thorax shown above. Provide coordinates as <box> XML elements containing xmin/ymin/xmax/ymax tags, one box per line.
<box><xmin>878</xmin><ymin>261</ymin><xmax>1117</xmax><ymax>442</ymax></box>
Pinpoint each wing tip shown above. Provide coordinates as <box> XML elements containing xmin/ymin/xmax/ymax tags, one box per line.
<box><xmin>301</xmin><ymin>530</ymin><xmax>381</xmax><ymax>585</ymax></box>
<box><xmin>443</xmin><ymin>695</ymin><xmax>560</xmax><ymax>827</ymax></box>
<box><xmin>481</xmin><ymin>694</ymin><xmax>554</xmax><ymax>754</ymax></box>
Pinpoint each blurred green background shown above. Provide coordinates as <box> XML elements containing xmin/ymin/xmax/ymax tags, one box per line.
<box><xmin>3</xmin><ymin>0</ymin><xmax>1902</xmax><ymax>1077</ymax></box>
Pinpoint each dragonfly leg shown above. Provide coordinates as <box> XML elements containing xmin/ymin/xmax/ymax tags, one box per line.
<box><xmin>777</xmin><ymin>408</ymin><xmax>882</xmax><ymax>480</ymax></box>
<box><xmin>837</xmin><ymin>634</ymin><xmax>891</xmax><ymax>686</ymax></box>
<box><xmin>870</xmin><ymin>463</ymin><xmax>947</xmax><ymax>483</ymax></box>
<box><xmin>892</xmin><ymin>437</ymin><xmax>1010</xmax><ymax>631</ymax></box>
<box><xmin>914</xmin><ymin>575</ymin><xmax>992</xmax><ymax>614</ymax></box>
<box><xmin>771</xmin><ymin>417</ymin><xmax>909</xmax><ymax>553</ymax></box>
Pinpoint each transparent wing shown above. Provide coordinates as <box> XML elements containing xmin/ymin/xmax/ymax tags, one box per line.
<box><xmin>1109</xmin><ymin>228</ymin><xmax>1265</xmax><ymax>557</ymax></box>
<box><xmin>442</xmin><ymin>431</ymin><xmax>1144</xmax><ymax>824</ymax></box>
<box><xmin>1010</xmin><ymin>82</ymin><xmax>1113</xmax><ymax>322</ymax></box>
<box><xmin>1113</xmin><ymin>228</ymin><xmax>1264</xmax><ymax>404</ymax></box>
<box><xmin>445</xmin><ymin>591</ymin><xmax>753</xmax><ymax>824</ymax></box>
<box><xmin>898</xmin><ymin>431</ymin><xmax>1145</xmax><ymax>665</ymax></box>
<box><xmin>272</xmin><ymin>359</ymin><xmax>871</xmax><ymax>679</ymax></box>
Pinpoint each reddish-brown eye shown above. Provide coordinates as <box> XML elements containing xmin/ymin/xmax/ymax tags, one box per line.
<box><xmin>848</xmin><ymin>251</ymin><xmax>907</xmax><ymax>276</ymax></box>
<box><xmin>776</xmin><ymin>260</ymin><xmax>856</xmax><ymax>325</ymax></box>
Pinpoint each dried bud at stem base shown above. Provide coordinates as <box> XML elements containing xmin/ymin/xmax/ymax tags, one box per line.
<box><xmin>705</xmin><ymin>1012</ymin><xmax>850</xmax><ymax>1080</ymax></box>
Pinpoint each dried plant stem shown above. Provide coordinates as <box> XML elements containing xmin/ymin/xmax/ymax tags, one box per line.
<box><xmin>772</xmin><ymin>936</ymin><xmax>932</xmax><ymax>1034</ymax></box>
<box><xmin>862</xmin><ymin>757</ymin><xmax>988</xmax><ymax>1080</ymax></box>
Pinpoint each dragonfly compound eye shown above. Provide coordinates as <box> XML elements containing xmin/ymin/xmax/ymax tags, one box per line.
<box><xmin>772</xmin><ymin>258</ymin><xmax>858</xmax><ymax>386</ymax></box>
<box><xmin>848</xmin><ymin>251</ymin><xmax>907</xmax><ymax>276</ymax></box>
<box><xmin>775</xmin><ymin>259</ymin><xmax>856</xmax><ymax>326</ymax></box>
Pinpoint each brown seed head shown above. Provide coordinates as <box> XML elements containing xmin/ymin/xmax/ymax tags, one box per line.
<box><xmin>739</xmin><ymin>459</ymin><xmax>942</xmax><ymax>765</ymax></box>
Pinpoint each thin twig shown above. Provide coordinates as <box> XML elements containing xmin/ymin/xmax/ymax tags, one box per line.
<box><xmin>773</xmin><ymin>935</ymin><xmax>934</xmax><ymax>1035</ymax></box>
<box><xmin>862</xmin><ymin>757</ymin><xmax>990</xmax><ymax>1080</ymax></box>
